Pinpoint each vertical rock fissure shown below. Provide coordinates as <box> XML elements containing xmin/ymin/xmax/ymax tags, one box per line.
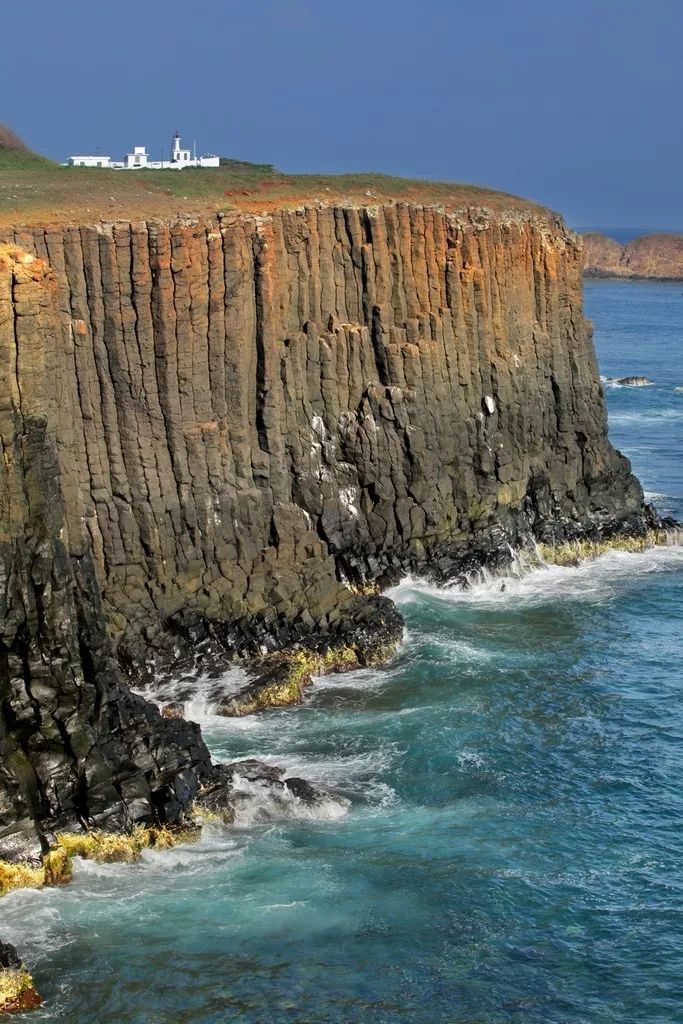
<box><xmin>252</xmin><ymin>229</ymin><xmax>270</xmax><ymax>458</ymax></box>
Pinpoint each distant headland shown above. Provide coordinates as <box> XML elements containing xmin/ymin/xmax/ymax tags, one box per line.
<box><xmin>583</xmin><ymin>231</ymin><xmax>683</xmax><ymax>280</ymax></box>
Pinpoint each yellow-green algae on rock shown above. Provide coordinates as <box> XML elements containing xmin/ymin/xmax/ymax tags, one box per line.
<box><xmin>221</xmin><ymin>641</ymin><xmax>399</xmax><ymax>716</ymax></box>
<box><xmin>0</xmin><ymin>942</ymin><xmax>42</xmax><ymax>1015</ymax></box>
<box><xmin>0</xmin><ymin>826</ymin><xmax>200</xmax><ymax>898</ymax></box>
<box><xmin>536</xmin><ymin>527</ymin><xmax>682</xmax><ymax>567</ymax></box>
<box><xmin>0</xmin><ymin>967</ymin><xmax>42</xmax><ymax>1015</ymax></box>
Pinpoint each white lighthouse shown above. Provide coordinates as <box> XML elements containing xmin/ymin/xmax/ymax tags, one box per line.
<box><xmin>171</xmin><ymin>131</ymin><xmax>192</xmax><ymax>165</ymax></box>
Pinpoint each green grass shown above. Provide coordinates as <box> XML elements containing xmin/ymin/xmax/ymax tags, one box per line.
<box><xmin>0</xmin><ymin>149</ymin><xmax>55</xmax><ymax>170</ymax></box>
<box><xmin>0</xmin><ymin>123</ymin><xmax>56</xmax><ymax>170</ymax></box>
<box><xmin>220</xmin><ymin>156</ymin><xmax>276</xmax><ymax>173</ymax></box>
<box><xmin>2</xmin><ymin>164</ymin><xmax>540</xmax><ymax>202</ymax></box>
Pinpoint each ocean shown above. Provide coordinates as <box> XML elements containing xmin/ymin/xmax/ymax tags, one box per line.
<box><xmin>3</xmin><ymin>279</ymin><xmax>682</xmax><ymax>1023</ymax></box>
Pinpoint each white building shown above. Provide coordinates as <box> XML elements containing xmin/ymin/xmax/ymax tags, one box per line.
<box><xmin>67</xmin><ymin>154</ymin><xmax>112</xmax><ymax>168</ymax></box>
<box><xmin>124</xmin><ymin>146</ymin><xmax>149</xmax><ymax>169</ymax></box>
<box><xmin>67</xmin><ymin>132</ymin><xmax>220</xmax><ymax>170</ymax></box>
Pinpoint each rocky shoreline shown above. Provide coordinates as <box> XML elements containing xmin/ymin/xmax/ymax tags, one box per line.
<box><xmin>3</xmin><ymin>518</ymin><xmax>681</xmax><ymax>1013</ymax></box>
<box><xmin>0</xmin><ymin>754</ymin><xmax>349</xmax><ymax>1013</ymax></box>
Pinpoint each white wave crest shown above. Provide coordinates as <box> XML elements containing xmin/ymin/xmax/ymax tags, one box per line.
<box><xmin>389</xmin><ymin>543</ymin><xmax>683</xmax><ymax>610</ymax></box>
<box><xmin>135</xmin><ymin>666</ymin><xmax>253</xmax><ymax>728</ymax></box>
<box><xmin>600</xmin><ymin>375</ymin><xmax>655</xmax><ymax>389</ymax></box>
<box><xmin>0</xmin><ymin>891</ymin><xmax>70</xmax><ymax>963</ymax></box>
<box><xmin>310</xmin><ymin>664</ymin><xmax>393</xmax><ymax>693</ymax></box>
<box><xmin>609</xmin><ymin>408</ymin><xmax>683</xmax><ymax>425</ymax></box>
<box><xmin>228</xmin><ymin>773</ymin><xmax>349</xmax><ymax>827</ymax></box>
<box><xmin>212</xmin><ymin>744</ymin><xmax>400</xmax><ymax>797</ymax></box>
<box><xmin>456</xmin><ymin>749</ymin><xmax>487</xmax><ymax>769</ymax></box>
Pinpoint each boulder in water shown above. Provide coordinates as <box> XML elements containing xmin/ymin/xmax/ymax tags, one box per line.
<box><xmin>283</xmin><ymin>777</ymin><xmax>339</xmax><ymax>810</ymax></box>
<box><xmin>196</xmin><ymin>760</ymin><xmax>347</xmax><ymax>825</ymax></box>
<box><xmin>617</xmin><ymin>376</ymin><xmax>653</xmax><ymax>387</ymax></box>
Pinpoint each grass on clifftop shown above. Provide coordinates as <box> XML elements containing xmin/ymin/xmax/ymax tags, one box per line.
<box><xmin>0</xmin><ymin>128</ymin><xmax>548</xmax><ymax>228</ymax></box>
<box><xmin>0</xmin><ymin>124</ymin><xmax>56</xmax><ymax>171</ymax></box>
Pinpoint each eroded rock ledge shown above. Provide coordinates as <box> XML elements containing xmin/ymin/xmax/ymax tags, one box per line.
<box><xmin>0</xmin><ymin>203</ymin><xmax>655</xmax><ymax>858</ymax></box>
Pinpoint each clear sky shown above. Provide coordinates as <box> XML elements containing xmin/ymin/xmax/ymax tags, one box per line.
<box><xmin>4</xmin><ymin>0</ymin><xmax>682</xmax><ymax>228</ymax></box>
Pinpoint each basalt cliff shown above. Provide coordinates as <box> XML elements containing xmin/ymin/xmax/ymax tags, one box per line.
<box><xmin>0</xmin><ymin>204</ymin><xmax>653</xmax><ymax>858</ymax></box>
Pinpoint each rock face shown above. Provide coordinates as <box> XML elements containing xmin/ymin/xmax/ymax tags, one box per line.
<box><xmin>0</xmin><ymin>203</ymin><xmax>652</xmax><ymax>850</ymax></box>
<box><xmin>583</xmin><ymin>232</ymin><xmax>683</xmax><ymax>279</ymax></box>
<box><xmin>0</xmin><ymin>247</ymin><xmax>211</xmax><ymax>859</ymax></box>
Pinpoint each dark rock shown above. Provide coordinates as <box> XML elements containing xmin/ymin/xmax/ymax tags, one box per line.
<box><xmin>216</xmin><ymin>595</ymin><xmax>404</xmax><ymax>715</ymax></box>
<box><xmin>617</xmin><ymin>376</ymin><xmax>653</xmax><ymax>387</ymax></box>
<box><xmin>0</xmin><ymin>944</ymin><xmax>21</xmax><ymax>972</ymax></box>
<box><xmin>221</xmin><ymin>760</ymin><xmax>284</xmax><ymax>784</ymax></box>
<box><xmin>195</xmin><ymin>761</ymin><xmax>283</xmax><ymax>822</ymax></box>
<box><xmin>285</xmin><ymin>777</ymin><xmax>325</xmax><ymax>803</ymax></box>
<box><xmin>0</xmin><ymin>281</ymin><xmax>212</xmax><ymax>853</ymax></box>
<box><xmin>195</xmin><ymin>760</ymin><xmax>345</xmax><ymax>824</ymax></box>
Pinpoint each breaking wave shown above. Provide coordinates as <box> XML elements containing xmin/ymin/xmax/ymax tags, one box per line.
<box><xmin>600</xmin><ymin>375</ymin><xmax>655</xmax><ymax>389</ymax></box>
<box><xmin>228</xmin><ymin>773</ymin><xmax>349</xmax><ymax>827</ymax></box>
<box><xmin>389</xmin><ymin>542</ymin><xmax>683</xmax><ymax>611</ymax></box>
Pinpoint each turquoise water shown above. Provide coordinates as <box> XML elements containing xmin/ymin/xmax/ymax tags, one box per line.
<box><xmin>3</xmin><ymin>281</ymin><xmax>682</xmax><ymax>1023</ymax></box>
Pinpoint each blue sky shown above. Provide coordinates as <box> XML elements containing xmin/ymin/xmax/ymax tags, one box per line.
<box><xmin>4</xmin><ymin>0</ymin><xmax>682</xmax><ymax>227</ymax></box>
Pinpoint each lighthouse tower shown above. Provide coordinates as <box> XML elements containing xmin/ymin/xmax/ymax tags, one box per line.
<box><xmin>171</xmin><ymin>131</ymin><xmax>191</xmax><ymax>165</ymax></box>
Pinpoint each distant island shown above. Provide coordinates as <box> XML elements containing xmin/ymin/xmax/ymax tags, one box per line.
<box><xmin>583</xmin><ymin>231</ymin><xmax>683</xmax><ymax>279</ymax></box>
